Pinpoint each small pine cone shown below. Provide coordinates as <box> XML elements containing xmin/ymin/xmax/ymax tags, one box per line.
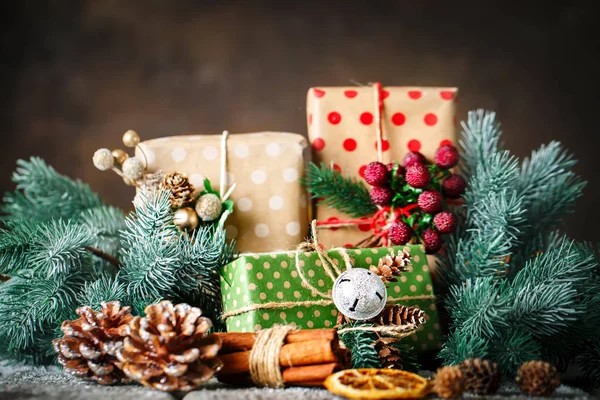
<box><xmin>116</xmin><ymin>300</ymin><xmax>223</xmax><ymax>392</ymax></box>
<box><xmin>370</xmin><ymin>250</ymin><xmax>411</xmax><ymax>283</ymax></box>
<box><xmin>161</xmin><ymin>172</ymin><xmax>195</xmax><ymax>208</ymax></box>
<box><xmin>459</xmin><ymin>358</ymin><xmax>501</xmax><ymax>395</ymax></box>
<box><xmin>134</xmin><ymin>170</ymin><xmax>165</xmax><ymax>208</ymax></box>
<box><xmin>434</xmin><ymin>366</ymin><xmax>465</xmax><ymax>399</ymax></box>
<box><xmin>375</xmin><ymin>337</ymin><xmax>403</xmax><ymax>369</ymax></box>
<box><xmin>516</xmin><ymin>360</ymin><xmax>560</xmax><ymax>396</ymax></box>
<box><xmin>53</xmin><ymin>301</ymin><xmax>133</xmax><ymax>385</ymax></box>
<box><xmin>372</xmin><ymin>305</ymin><xmax>426</xmax><ymax>328</ymax></box>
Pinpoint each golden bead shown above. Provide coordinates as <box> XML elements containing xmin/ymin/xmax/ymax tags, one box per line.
<box><xmin>123</xmin><ymin>176</ymin><xmax>136</xmax><ymax>186</ymax></box>
<box><xmin>173</xmin><ymin>207</ymin><xmax>199</xmax><ymax>231</ymax></box>
<box><xmin>122</xmin><ymin>130</ymin><xmax>140</xmax><ymax>148</ymax></box>
<box><xmin>112</xmin><ymin>149</ymin><xmax>129</xmax><ymax>166</ymax></box>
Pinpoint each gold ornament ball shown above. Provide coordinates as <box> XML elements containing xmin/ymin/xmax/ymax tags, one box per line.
<box><xmin>112</xmin><ymin>149</ymin><xmax>129</xmax><ymax>166</ymax></box>
<box><xmin>122</xmin><ymin>130</ymin><xmax>140</xmax><ymax>148</ymax></box>
<box><xmin>173</xmin><ymin>207</ymin><xmax>200</xmax><ymax>231</ymax></box>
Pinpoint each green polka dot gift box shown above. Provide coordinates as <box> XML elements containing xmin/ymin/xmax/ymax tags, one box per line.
<box><xmin>219</xmin><ymin>244</ymin><xmax>442</xmax><ymax>353</ymax></box>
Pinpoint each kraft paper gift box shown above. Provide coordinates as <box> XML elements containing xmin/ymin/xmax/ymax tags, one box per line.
<box><xmin>220</xmin><ymin>244</ymin><xmax>442</xmax><ymax>353</ymax></box>
<box><xmin>135</xmin><ymin>132</ymin><xmax>309</xmax><ymax>253</ymax></box>
<box><xmin>306</xmin><ymin>85</ymin><xmax>458</xmax><ymax>248</ymax></box>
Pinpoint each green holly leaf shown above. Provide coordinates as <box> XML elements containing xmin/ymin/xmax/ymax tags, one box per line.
<box><xmin>203</xmin><ymin>178</ymin><xmax>220</xmax><ymax>196</ymax></box>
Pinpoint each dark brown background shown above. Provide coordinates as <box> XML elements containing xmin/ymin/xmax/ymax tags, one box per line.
<box><xmin>1</xmin><ymin>0</ymin><xmax>599</xmax><ymax>241</ymax></box>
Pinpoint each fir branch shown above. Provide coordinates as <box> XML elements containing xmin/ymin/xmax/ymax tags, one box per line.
<box><xmin>85</xmin><ymin>246</ymin><xmax>120</xmax><ymax>267</ymax></box>
<box><xmin>303</xmin><ymin>162</ymin><xmax>376</xmax><ymax>218</ymax></box>
<box><xmin>490</xmin><ymin>328</ymin><xmax>542</xmax><ymax>376</ymax></box>
<box><xmin>0</xmin><ymin>272</ymin><xmax>85</xmax><ymax>362</ymax></box>
<box><xmin>77</xmin><ymin>273</ymin><xmax>126</xmax><ymax>311</ymax></box>
<box><xmin>339</xmin><ymin>323</ymin><xmax>382</xmax><ymax>369</ymax></box>
<box><xmin>459</xmin><ymin>109</ymin><xmax>504</xmax><ymax>178</ymax></box>
<box><xmin>438</xmin><ymin>330</ymin><xmax>489</xmax><ymax>366</ymax></box>
<box><xmin>2</xmin><ymin>157</ymin><xmax>102</xmax><ymax>221</ymax></box>
<box><xmin>447</xmin><ymin>277</ymin><xmax>511</xmax><ymax>338</ymax></box>
<box><xmin>119</xmin><ymin>189</ymin><xmax>180</xmax><ymax>301</ymax></box>
<box><xmin>0</xmin><ymin>219</ymin><xmax>94</xmax><ymax>277</ymax></box>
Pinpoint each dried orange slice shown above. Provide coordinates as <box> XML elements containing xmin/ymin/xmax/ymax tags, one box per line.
<box><xmin>324</xmin><ymin>368</ymin><xmax>432</xmax><ymax>399</ymax></box>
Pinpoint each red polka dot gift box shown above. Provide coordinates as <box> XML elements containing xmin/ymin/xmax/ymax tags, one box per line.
<box><xmin>307</xmin><ymin>85</ymin><xmax>458</xmax><ymax>248</ymax></box>
<box><xmin>135</xmin><ymin>132</ymin><xmax>309</xmax><ymax>253</ymax></box>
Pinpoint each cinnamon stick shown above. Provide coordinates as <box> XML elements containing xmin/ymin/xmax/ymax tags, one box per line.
<box><xmin>215</xmin><ymin>329</ymin><xmax>338</xmax><ymax>353</ymax></box>
<box><xmin>218</xmin><ymin>338</ymin><xmax>339</xmax><ymax>376</ymax></box>
<box><xmin>217</xmin><ymin>363</ymin><xmax>342</xmax><ymax>387</ymax></box>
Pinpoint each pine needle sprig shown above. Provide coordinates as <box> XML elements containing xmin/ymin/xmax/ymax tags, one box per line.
<box><xmin>303</xmin><ymin>162</ymin><xmax>376</xmax><ymax>218</ymax></box>
<box><xmin>339</xmin><ymin>322</ymin><xmax>382</xmax><ymax>369</ymax></box>
<box><xmin>0</xmin><ymin>219</ymin><xmax>93</xmax><ymax>277</ymax></box>
<box><xmin>2</xmin><ymin>157</ymin><xmax>102</xmax><ymax>221</ymax></box>
<box><xmin>77</xmin><ymin>273</ymin><xmax>127</xmax><ymax>312</ymax></box>
<box><xmin>438</xmin><ymin>330</ymin><xmax>489</xmax><ymax>366</ymax></box>
<box><xmin>0</xmin><ymin>272</ymin><xmax>85</xmax><ymax>362</ymax></box>
<box><xmin>447</xmin><ymin>277</ymin><xmax>511</xmax><ymax>338</ymax></box>
<box><xmin>119</xmin><ymin>189</ymin><xmax>180</xmax><ymax>301</ymax></box>
<box><xmin>490</xmin><ymin>328</ymin><xmax>542</xmax><ymax>376</ymax></box>
<box><xmin>459</xmin><ymin>109</ymin><xmax>504</xmax><ymax>177</ymax></box>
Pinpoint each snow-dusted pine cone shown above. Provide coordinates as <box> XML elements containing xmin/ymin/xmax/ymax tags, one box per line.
<box><xmin>516</xmin><ymin>360</ymin><xmax>560</xmax><ymax>396</ymax></box>
<box><xmin>459</xmin><ymin>358</ymin><xmax>501</xmax><ymax>395</ymax></box>
<box><xmin>53</xmin><ymin>301</ymin><xmax>133</xmax><ymax>385</ymax></box>
<box><xmin>116</xmin><ymin>300</ymin><xmax>223</xmax><ymax>392</ymax></box>
<box><xmin>371</xmin><ymin>305</ymin><xmax>426</xmax><ymax>328</ymax></box>
<box><xmin>370</xmin><ymin>250</ymin><xmax>411</xmax><ymax>283</ymax></box>
<box><xmin>433</xmin><ymin>365</ymin><xmax>465</xmax><ymax>399</ymax></box>
<box><xmin>161</xmin><ymin>172</ymin><xmax>195</xmax><ymax>209</ymax></box>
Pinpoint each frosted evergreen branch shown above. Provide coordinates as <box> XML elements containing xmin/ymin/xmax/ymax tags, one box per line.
<box><xmin>0</xmin><ymin>273</ymin><xmax>85</xmax><ymax>362</ymax></box>
<box><xmin>2</xmin><ymin>157</ymin><xmax>101</xmax><ymax>221</ymax></box>
<box><xmin>303</xmin><ymin>162</ymin><xmax>376</xmax><ymax>218</ymax></box>
<box><xmin>77</xmin><ymin>273</ymin><xmax>127</xmax><ymax>311</ymax></box>
<box><xmin>459</xmin><ymin>110</ymin><xmax>504</xmax><ymax>177</ymax></box>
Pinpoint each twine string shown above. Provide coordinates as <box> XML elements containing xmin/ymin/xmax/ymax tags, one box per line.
<box><xmin>220</xmin><ymin>130</ymin><xmax>229</xmax><ymax>199</ymax></box>
<box><xmin>374</xmin><ymin>82</ymin><xmax>384</xmax><ymax>162</ymax></box>
<box><xmin>220</xmin><ymin>294</ymin><xmax>436</xmax><ymax>319</ymax></box>
<box><xmin>249</xmin><ymin>325</ymin><xmax>294</xmax><ymax>388</ymax></box>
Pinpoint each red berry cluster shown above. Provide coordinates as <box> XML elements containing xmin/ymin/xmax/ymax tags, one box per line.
<box><xmin>362</xmin><ymin>144</ymin><xmax>465</xmax><ymax>254</ymax></box>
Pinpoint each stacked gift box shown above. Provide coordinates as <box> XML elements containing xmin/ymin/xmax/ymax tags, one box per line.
<box><xmin>136</xmin><ymin>84</ymin><xmax>459</xmax><ymax>355</ymax></box>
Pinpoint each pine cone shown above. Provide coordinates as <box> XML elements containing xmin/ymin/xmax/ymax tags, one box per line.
<box><xmin>370</xmin><ymin>250</ymin><xmax>411</xmax><ymax>282</ymax></box>
<box><xmin>516</xmin><ymin>360</ymin><xmax>560</xmax><ymax>396</ymax></box>
<box><xmin>134</xmin><ymin>170</ymin><xmax>165</xmax><ymax>208</ymax></box>
<box><xmin>161</xmin><ymin>172</ymin><xmax>195</xmax><ymax>208</ymax></box>
<box><xmin>374</xmin><ymin>337</ymin><xmax>403</xmax><ymax>369</ymax></box>
<box><xmin>371</xmin><ymin>305</ymin><xmax>426</xmax><ymax>328</ymax></box>
<box><xmin>459</xmin><ymin>358</ymin><xmax>501</xmax><ymax>395</ymax></box>
<box><xmin>116</xmin><ymin>300</ymin><xmax>223</xmax><ymax>392</ymax></box>
<box><xmin>433</xmin><ymin>366</ymin><xmax>465</xmax><ymax>399</ymax></box>
<box><xmin>53</xmin><ymin>301</ymin><xmax>133</xmax><ymax>385</ymax></box>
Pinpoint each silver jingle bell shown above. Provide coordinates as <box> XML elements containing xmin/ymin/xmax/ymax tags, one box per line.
<box><xmin>332</xmin><ymin>268</ymin><xmax>387</xmax><ymax>320</ymax></box>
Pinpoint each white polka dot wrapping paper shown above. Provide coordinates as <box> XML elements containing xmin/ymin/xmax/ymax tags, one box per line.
<box><xmin>135</xmin><ymin>132</ymin><xmax>309</xmax><ymax>253</ymax></box>
<box><xmin>307</xmin><ymin>86</ymin><xmax>458</xmax><ymax>248</ymax></box>
<box><xmin>219</xmin><ymin>244</ymin><xmax>442</xmax><ymax>354</ymax></box>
